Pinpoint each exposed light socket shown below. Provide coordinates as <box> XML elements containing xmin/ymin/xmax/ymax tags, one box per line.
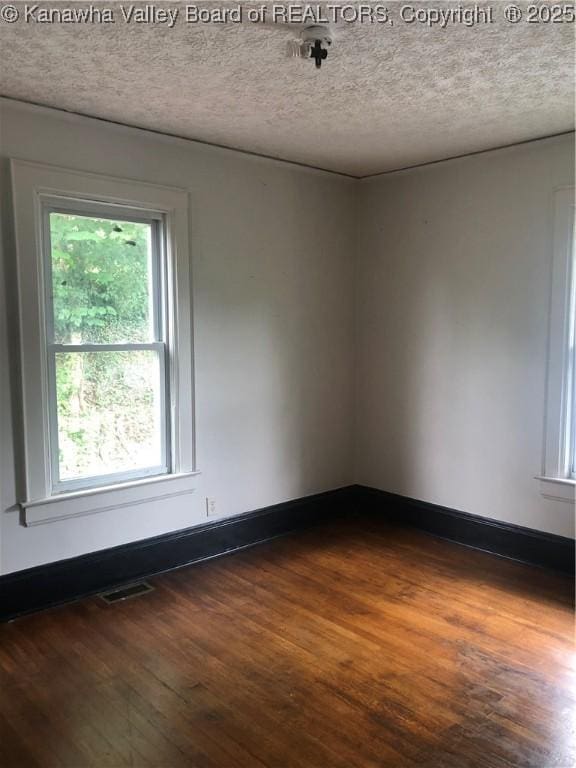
<box><xmin>206</xmin><ymin>497</ymin><xmax>217</xmax><ymax>517</ymax></box>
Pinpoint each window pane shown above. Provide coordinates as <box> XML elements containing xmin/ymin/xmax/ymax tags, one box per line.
<box><xmin>49</xmin><ymin>212</ymin><xmax>154</xmax><ymax>344</ymax></box>
<box><xmin>55</xmin><ymin>350</ymin><xmax>164</xmax><ymax>481</ymax></box>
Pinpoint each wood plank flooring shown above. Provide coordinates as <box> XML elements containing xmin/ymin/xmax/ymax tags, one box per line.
<box><xmin>0</xmin><ymin>516</ymin><xmax>574</xmax><ymax>767</ymax></box>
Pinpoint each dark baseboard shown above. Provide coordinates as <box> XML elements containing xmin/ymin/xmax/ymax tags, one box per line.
<box><xmin>0</xmin><ymin>485</ymin><xmax>356</xmax><ymax>622</ymax></box>
<box><xmin>2</xmin><ymin>483</ymin><xmax>572</xmax><ymax>622</ymax></box>
<box><xmin>357</xmin><ymin>485</ymin><xmax>575</xmax><ymax>575</ymax></box>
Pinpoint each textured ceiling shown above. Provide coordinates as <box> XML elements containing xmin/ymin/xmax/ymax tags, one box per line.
<box><xmin>1</xmin><ymin>1</ymin><xmax>574</xmax><ymax>176</ymax></box>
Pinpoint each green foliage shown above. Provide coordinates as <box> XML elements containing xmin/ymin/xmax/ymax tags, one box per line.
<box><xmin>56</xmin><ymin>351</ymin><xmax>159</xmax><ymax>480</ymax></box>
<box><xmin>50</xmin><ymin>214</ymin><xmax>160</xmax><ymax>479</ymax></box>
<box><xmin>50</xmin><ymin>213</ymin><xmax>150</xmax><ymax>343</ymax></box>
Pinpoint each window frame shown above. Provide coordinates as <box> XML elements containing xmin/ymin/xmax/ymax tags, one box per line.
<box><xmin>539</xmin><ymin>186</ymin><xmax>575</xmax><ymax>503</ymax></box>
<box><xmin>11</xmin><ymin>161</ymin><xmax>198</xmax><ymax>525</ymax></box>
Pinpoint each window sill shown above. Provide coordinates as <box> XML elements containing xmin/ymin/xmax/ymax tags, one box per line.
<box><xmin>536</xmin><ymin>476</ymin><xmax>576</xmax><ymax>503</ymax></box>
<box><xmin>20</xmin><ymin>471</ymin><xmax>201</xmax><ymax>526</ymax></box>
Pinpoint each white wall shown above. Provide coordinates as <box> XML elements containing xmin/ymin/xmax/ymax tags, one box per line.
<box><xmin>0</xmin><ymin>99</ymin><xmax>356</xmax><ymax>574</ymax></box>
<box><xmin>355</xmin><ymin>134</ymin><xmax>575</xmax><ymax>538</ymax></box>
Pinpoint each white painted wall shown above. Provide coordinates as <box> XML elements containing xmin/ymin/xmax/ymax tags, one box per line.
<box><xmin>355</xmin><ymin>134</ymin><xmax>575</xmax><ymax>538</ymax></box>
<box><xmin>0</xmin><ymin>99</ymin><xmax>356</xmax><ymax>574</ymax></box>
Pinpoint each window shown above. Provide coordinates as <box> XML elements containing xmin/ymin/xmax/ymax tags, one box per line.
<box><xmin>12</xmin><ymin>162</ymin><xmax>197</xmax><ymax>524</ymax></box>
<box><xmin>567</xmin><ymin>229</ymin><xmax>576</xmax><ymax>480</ymax></box>
<box><xmin>540</xmin><ymin>186</ymin><xmax>575</xmax><ymax>502</ymax></box>
<box><xmin>46</xmin><ymin>205</ymin><xmax>169</xmax><ymax>490</ymax></box>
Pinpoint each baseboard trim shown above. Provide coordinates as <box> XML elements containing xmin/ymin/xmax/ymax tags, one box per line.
<box><xmin>0</xmin><ymin>486</ymin><xmax>356</xmax><ymax>622</ymax></box>
<box><xmin>2</xmin><ymin>484</ymin><xmax>572</xmax><ymax>621</ymax></box>
<box><xmin>357</xmin><ymin>486</ymin><xmax>575</xmax><ymax>575</ymax></box>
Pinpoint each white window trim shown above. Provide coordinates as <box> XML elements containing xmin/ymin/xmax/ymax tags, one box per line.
<box><xmin>539</xmin><ymin>186</ymin><xmax>575</xmax><ymax>503</ymax></box>
<box><xmin>11</xmin><ymin>160</ymin><xmax>198</xmax><ymax>525</ymax></box>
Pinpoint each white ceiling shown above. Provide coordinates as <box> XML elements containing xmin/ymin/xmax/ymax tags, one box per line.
<box><xmin>1</xmin><ymin>1</ymin><xmax>574</xmax><ymax>176</ymax></box>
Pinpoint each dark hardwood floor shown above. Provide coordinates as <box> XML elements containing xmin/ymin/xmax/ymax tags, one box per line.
<box><xmin>0</xmin><ymin>516</ymin><xmax>574</xmax><ymax>768</ymax></box>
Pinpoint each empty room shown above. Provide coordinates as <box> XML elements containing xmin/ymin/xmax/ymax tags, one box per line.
<box><xmin>0</xmin><ymin>1</ymin><xmax>574</xmax><ymax>766</ymax></box>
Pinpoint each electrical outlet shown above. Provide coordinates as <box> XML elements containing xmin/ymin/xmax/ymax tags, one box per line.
<box><xmin>206</xmin><ymin>497</ymin><xmax>217</xmax><ymax>517</ymax></box>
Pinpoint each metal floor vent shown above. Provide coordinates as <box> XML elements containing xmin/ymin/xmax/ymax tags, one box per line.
<box><xmin>99</xmin><ymin>581</ymin><xmax>154</xmax><ymax>604</ymax></box>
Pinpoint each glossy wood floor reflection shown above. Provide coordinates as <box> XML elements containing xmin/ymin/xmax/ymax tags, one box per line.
<box><xmin>0</xmin><ymin>517</ymin><xmax>574</xmax><ymax>768</ymax></box>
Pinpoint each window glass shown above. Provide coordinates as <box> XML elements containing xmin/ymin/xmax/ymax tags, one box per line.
<box><xmin>47</xmin><ymin>208</ymin><xmax>168</xmax><ymax>488</ymax></box>
<box><xmin>49</xmin><ymin>212</ymin><xmax>154</xmax><ymax>344</ymax></box>
<box><xmin>55</xmin><ymin>350</ymin><xmax>164</xmax><ymax>481</ymax></box>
